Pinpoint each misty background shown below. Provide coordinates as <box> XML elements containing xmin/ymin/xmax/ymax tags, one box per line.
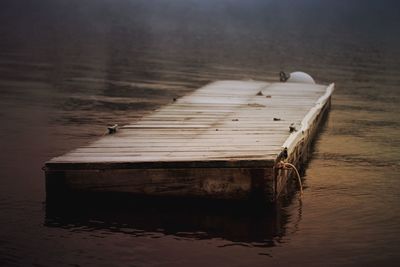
<box><xmin>0</xmin><ymin>0</ymin><xmax>399</xmax><ymax>266</ymax></box>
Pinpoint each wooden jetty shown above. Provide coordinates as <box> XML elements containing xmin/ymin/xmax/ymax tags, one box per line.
<box><xmin>45</xmin><ymin>80</ymin><xmax>334</xmax><ymax>202</ymax></box>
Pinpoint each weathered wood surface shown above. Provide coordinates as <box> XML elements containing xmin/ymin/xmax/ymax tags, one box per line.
<box><xmin>45</xmin><ymin>80</ymin><xmax>334</xmax><ymax>201</ymax></box>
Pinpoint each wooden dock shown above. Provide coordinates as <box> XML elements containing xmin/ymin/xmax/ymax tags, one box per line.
<box><xmin>45</xmin><ymin>80</ymin><xmax>334</xmax><ymax>202</ymax></box>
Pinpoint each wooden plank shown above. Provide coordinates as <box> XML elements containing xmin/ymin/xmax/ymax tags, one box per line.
<box><xmin>49</xmin><ymin>154</ymin><xmax>277</xmax><ymax>163</ymax></box>
<box><xmin>47</xmin><ymin>79</ymin><xmax>328</xmax><ymax>165</ymax></box>
<box><xmin>46</xmin><ymin>159</ymin><xmax>276</xmax><ymax>170</ymax></box>
<box><xmin>45</xmin><ymin>80</ymin><xmax>334</xmax><ymax>202</ymax></box>
<box><xmin>85</xmin><ymin>141</ymin><xmax>286</xmax><ymax>146</ymax></box>
<box><xmin>47</xmin><ymin>167</ymin><xmax>274</xmax><ymax>199</ymax></box>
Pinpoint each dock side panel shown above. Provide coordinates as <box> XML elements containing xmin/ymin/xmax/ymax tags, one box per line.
<box><xmin>46</xmin><ymin>166</ymin><xmax>275</xmax><ymax>201</ymax></box>
<box><xmin>274</xmin><ymin>95</ymin><xmax>332</xmax><ymax>199</ymax></box>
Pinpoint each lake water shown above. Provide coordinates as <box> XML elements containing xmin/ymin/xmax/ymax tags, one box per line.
<box><xmin>1</xmin><ymin>0</ymin><xmax>400</xmax><ymax>266</ymax></box>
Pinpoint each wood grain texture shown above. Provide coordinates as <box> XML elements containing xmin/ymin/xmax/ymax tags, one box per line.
<box><xmin>45</xmin><ymin>80</ymin><xmax>334</xmax><ymax>201</ymax></box>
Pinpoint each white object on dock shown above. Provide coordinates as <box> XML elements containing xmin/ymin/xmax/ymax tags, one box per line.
<box><xmin>45</xmin><ymin>79</ymin><xmax>334</xmax><ymax>202</ymax></box>
<box><xmin>287</xmin><ymin>71</ymin><xmax>316</xmax><ymax>84</ymax></box>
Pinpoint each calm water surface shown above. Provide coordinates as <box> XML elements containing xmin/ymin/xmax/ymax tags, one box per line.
<box><xmin>1</xmin><ymin>0</ymin><xmax>400</xmax><ymax>266</ymax></box>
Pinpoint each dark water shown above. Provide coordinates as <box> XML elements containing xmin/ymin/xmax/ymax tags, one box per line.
<box><xmin>1</xmin><ymin>0</ymin><xmax>400</xmax><ymax>266</ymax></box>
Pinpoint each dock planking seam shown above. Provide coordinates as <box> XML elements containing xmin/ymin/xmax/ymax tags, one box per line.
<box><xmin>45</xmin><ymin>80</ymin><xmax>334</xmax><ymax>202</ymax></box>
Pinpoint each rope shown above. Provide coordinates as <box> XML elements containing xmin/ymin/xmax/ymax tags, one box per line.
<box><xmin>280</xmin><ymin>161</ymin><xmax>303</xmax><ymax>196</ymax></box>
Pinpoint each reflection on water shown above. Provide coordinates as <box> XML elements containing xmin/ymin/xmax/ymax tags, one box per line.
<box><xmin>1</xmin><ymin>0</ymin><xmax>400</xmax><ymax>266</ymax></box>
<box><xmin>45</xmin><ymin>196</ymin><xmax>299</xmax><ymax>247</ymax></box>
